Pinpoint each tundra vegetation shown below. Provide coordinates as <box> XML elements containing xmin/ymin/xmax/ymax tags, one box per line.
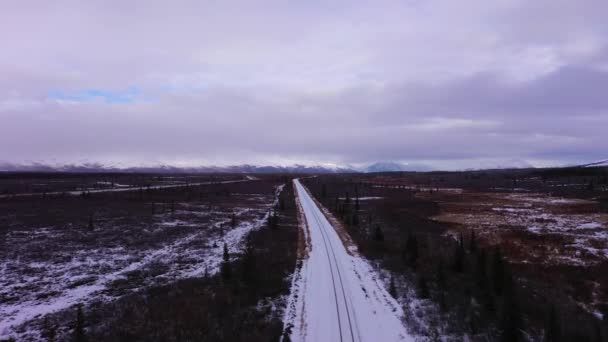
<box><xmin>302</xmin><ymin>166</ymin><xmax>608</xmax><ymax>341</ymax></box>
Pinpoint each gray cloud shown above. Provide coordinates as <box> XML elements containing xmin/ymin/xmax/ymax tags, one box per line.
<box><xmin>1</xmin><ymin>0</ymin><xmax>607</xmax><ymax>169</ymax></box>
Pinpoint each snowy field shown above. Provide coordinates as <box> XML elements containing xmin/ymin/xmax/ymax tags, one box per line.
<box><xmin>434</xmin><ymin>192</ymin><xmax>608</xmax><ymax>266</ymax></box>
<box><xmin>0</xmin><ymin>182</ymin><xmax>283</xmax><ymax>341</ymax></box>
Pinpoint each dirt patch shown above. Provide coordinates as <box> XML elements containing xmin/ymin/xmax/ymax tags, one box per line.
<box><xmin>431</xmin><ymin>191</ymin><xmax>608</xmax><ymax>265</ymax></box>
<box><xmin>294</xmin><ymin>182</ymin><xmax>311</xmax><ymax>260</ymax></box>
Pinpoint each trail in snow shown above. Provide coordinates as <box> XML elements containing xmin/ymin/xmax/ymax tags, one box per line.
<box><xmin>284</xmin><ymin>179</ymin><xmax>413</xmax><ymax>342</ymax></box>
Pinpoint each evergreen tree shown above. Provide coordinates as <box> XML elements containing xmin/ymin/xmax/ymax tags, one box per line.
<box><xmin>345</xmin><ymin>191</ymin><xmax>350</xmax><ymax>204</ymax></box>
<box><xmin>452</xmin><ymin>238</ymin><xmax>465</xmax><ymax>273</ymax></box>
<box><xmin>352</xmin><ymin>213</ymin><xmax>359</xmax><ymax>226</ymax></box>
<box><xmin>272</xmin><ymin>210</ymin><xmax>279</xmax><ymax>229</ymax></box>
<box><xmin>499</xmin><ymin>272</ymin><xmax>522</xmax><ymax>342</ymax></box>
<box><xmin>231</xmin><ymin>213</ymin><xmax>237</xmax><ymax>228</ymax></box>
<box><xmin>42</xmin><ymin>316</ymin><xmax>57</xmax><ymax>342</ymax></box>
<box><xmin>373</xmin><ymin>225</ymin><xmax>384</xmax><ymax>242</ymax></box>
<box><xmin>389</xmin><ymin>275</ymin><xmax>397</xmax><ymax>298</ymax></box>
<box><xmin>73</xmin><ymin>304</ymin><xmax>87</xmax><ymax>342</ymax></box>
<box><xmin>436</xmin><ymin>260</ymin><xmax>447</xmax><ymax>310</ymax></box>
<box><xmin>476</xmin><ymin>249</ymin><xmax>487</xmax><ymax>285</ymax></box>
<box><xmin>469</xmin><ymin>230</ymin><xmax>477</xmax><ymax>253</ymax></box>
<box><xmin>404</xmin><ymin>232</ymin><xmax>419</xmax><ymax>267</ymax></box>
<box><xmin>418</xmin><ymin>276</ymin><xmax>429</xmax><ymax>298</ymax></box>
<box><xmin>436</xmin><ymin>260</ymin><xmax>446</xmax><ymax>290</ymax></box>
<box><xmin>221</xmin><ymin>243</ymin><xmax>232</xmax><ymax>281</ymax></box>
<box><xmin>321</xmin><ymin>184</ymin><xmax>327</xmax><ymax>198</ymax></box>
<box><xmin>241</xmin><ymin>236</ymin><xmax>257</xmax><ymax>292</ymax></box>
<box><xmin>87</xmin><ymin>214</ymin><xmax>94</xmax><ymax>231</ymax></box>
<box><xmin>267</xmin><ymin>210</ymin><xmax>273</xmax><ymax>229</ymax></box>
<box><xmin>544</xmin><ymin>305</ymin><xmax>561</xmax><ymax>342</ymax></box>
<box><xmin>492</xmin><ymin>248</ymin><xmax>505</xmax><ymax>296</ymax></box>
<box><xmin>355</xmin><ymin>197</ymin><xmax>360</xmax><ymax>211</ymax></box>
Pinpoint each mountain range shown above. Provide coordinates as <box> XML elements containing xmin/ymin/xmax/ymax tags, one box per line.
<box><xmin>0</xmin><ymin>161</ymin><xmax>432</xmax><ymax>174</ymax></box>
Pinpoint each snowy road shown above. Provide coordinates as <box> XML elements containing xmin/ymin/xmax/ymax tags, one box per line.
<box><xmin>285</xmin><ymin>179</ymin><xmax>412</xmax><ymax>342</ymax></box>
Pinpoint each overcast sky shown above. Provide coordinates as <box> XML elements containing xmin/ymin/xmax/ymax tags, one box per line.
<box><xmin>2</xmin><ymin>0</ymin><xmax>607</xmax><ymax>169</ymax></box>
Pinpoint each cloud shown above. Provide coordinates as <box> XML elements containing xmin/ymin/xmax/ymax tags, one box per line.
<box><xmin>1</xmin><ymin>0</ymin><xmax>607</xmax><ymax>169</ymax></box>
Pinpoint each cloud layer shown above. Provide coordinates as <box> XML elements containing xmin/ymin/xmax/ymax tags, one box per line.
<box><xmin>2</xmin><ymin>0</ymin><xmax>607</xmax><ymax>169</ymax></box>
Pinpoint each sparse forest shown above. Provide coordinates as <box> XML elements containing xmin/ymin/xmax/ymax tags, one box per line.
<box><xmin>302</xmin><ymin>166</ymin><xmax>608</xmax><ymax>341</ymax></box>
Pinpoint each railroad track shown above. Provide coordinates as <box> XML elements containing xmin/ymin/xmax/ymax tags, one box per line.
<box><xmin>295</xmin><ymin>180</ymin><xmax>361</xmax><ymax>342</ymax></box>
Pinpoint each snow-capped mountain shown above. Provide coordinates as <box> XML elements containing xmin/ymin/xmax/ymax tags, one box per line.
<box><xmin>0</xmin><ymin>162</ymin><xmax>358</xmax><ymax>174</ymax></box>
<box><xmin>364</xmin><ymin>161</ymin><xmax>431</xmax><ymax>173</ymax></box>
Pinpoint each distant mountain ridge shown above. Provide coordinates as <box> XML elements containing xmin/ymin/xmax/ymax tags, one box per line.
<box><xmin>364</xmin><ymin>161</ymin><xmax>431</xmax><ymax>172</ymax></box>
<box><xmin>580</xmin><ymin>159</ymin><xmax>608</xmax><ymax>168</ymax></box>
<box><xmin>0</xmin><ymin>162</ymin><xmax>358</xmax><ymax>174</ymax></box>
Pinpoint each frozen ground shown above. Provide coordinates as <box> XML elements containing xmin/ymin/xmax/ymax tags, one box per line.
<box><xmin>0</xmin><ymin>184</ymin><xmax>283</xmax><ymax>341</ymax></box>
<box><xmin>283</xmin><ymin>180</ymin><xmax>412</xmax><ymax>342</ymax></box>
<box><xmin>0</xmin><ymin>178</ymin><xmax>252</xmax><ymax>199</ymax></box>
<box><xmin>434</xmin><ymin>192</ymin><xmax>608</xmax><ymax>266</ymax></box>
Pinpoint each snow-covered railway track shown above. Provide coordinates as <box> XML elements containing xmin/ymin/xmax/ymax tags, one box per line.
<box><xmin>301</xmin><ymin>185</ymin><xmax>360</xmax><ymax>342</ymax></box>
<box><xmin>286</xmin><ymin>179</ymin><xmax>413</xmax><ymax>342</ymax></box>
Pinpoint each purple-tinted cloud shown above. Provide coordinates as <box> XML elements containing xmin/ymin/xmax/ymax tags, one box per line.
<box><xmin>1</xmin><ymin>0</ymin><xmax>607</xmax><ymax>169</ymax></box>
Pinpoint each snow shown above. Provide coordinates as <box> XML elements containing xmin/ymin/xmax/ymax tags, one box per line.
<box><xmin>0</xmin><ymin>178</ymin><xmax>252</xmax><ymax>198</ymax></box>
<box><xmin>0</xmin><ymin>184</ymin><xmax>285</xmax><ymax>340</ymax></box>
<box><xmin>284</xmin><ymin>179</ymin><xmax>412</xmax><ymax>341</ymax></box>
<box><xmin>578</xmin><ymin>222</ymin><xmax>603</xmax><ymax>229</ymax></box>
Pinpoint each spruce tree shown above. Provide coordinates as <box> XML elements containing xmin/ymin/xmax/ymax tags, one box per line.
<box><xmin>404</xmin><ymin>232</ymin><xmax>419</xmax><ymax>267</ymax></box>
<box><xmin>544</xmin><ymin>305</ymin><xmax>561</xmax><ymax>342</ymax></box>
<box><xmin>492</xmin><ymin>248</ymin><xmax>505</xmax><ymax>296</ymax></box>
<box><xmin>389</xmin><ymin>275</ymin><xmax>397</xmax><ymax>298</ymax></box>
<box><xmin>373</xmin><ymin>225</ymin><xmax>384</xmax><ymax>242</ymax></box>
<box><xmin>241</xmin><ymin>237</ymin><xmax>257</xmax><ymax>293</ymax></box>
<box><xmin>267</xmin><ymin>210</ymin><xmax>273</xmax><ymax>229</ymax></box>
<box><xmin>272</xmin><ymin>210</ymin><xmax>279</xmax><ymax>229</ymax></box>
<box><xmin>87</xmin><ymin>213</ymin><xmax>94</xmax><ymax>231</ymax></box>
<box><xmin>476</xmin><ymin>249</ymin><xmax>487</xmax><ymax>285</ymax></box>
<box><xmin>452</xmin><ymin>238</ymin><xmax>465</xmax><ymax>273</ymax></box>
<box><xmin>436</xmin><ymin>260</ymin><xmax>447</xmax><ymax>310</ymax></box>
<box><xmin>221</xmin><ymin>243</ymin><xmax>232</xmax><ymax>281</ymax></box>
<box><xmin>469</xmin><ymin>230</ymin><xmax>477</xmax><ymax>253</ymax></box>
<box><xmin>42</xmin><ymin>316</ymin><xmax>57</xmax><ymax>342</ymax></box>
<box><xmin>437</xmin><ymin>260</ymin><xmax>446</xmax><ymax>290</ymax></box>
<box><xmin>499</xmin><ymin>273</ymin><xmax>522</xmax><ymax>342</ymax></box>
<box><xmin>73</xmin><ymin>304</ymin><xmax>87</xmax><ymax>342</ymax></box>
<box><xmin>418</xmin><ymin>276</ymin><xmax>429</xmax><ymax>298</ymax></box>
